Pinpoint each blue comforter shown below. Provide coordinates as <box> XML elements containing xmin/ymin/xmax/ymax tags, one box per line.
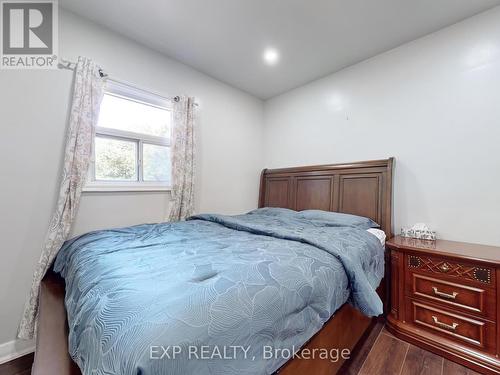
<box><xmin>54</xmin><ymin>210</ymin><xmax>384</xmax><ymax>375</ymax></box>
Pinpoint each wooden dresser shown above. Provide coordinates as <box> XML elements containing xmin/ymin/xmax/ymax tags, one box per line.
<box><xmin>386</xmin><ymin>236</ymin><xmax>500</xmax><ymax>374</ymax></box>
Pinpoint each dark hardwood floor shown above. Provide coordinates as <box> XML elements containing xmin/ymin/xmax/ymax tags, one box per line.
<box><xmin>0</xmin><ymin>325</ymin><xmax>480</xmax><ymax>375</ymax></box>
<box><xmin>345</xmin><ymin>327</ymin><xmax>480</xmax><ymax>375</ymax></box>
<box><xmin>0</xmin><ymin>353</ymin><xmax>33</xmax><ymax>375</ymax></box>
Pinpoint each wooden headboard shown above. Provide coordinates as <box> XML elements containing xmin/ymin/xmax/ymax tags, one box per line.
<box><xmin>258</xmin><ymin>158</ymin><xmax>394</xmax><ymax>237</ymax></box>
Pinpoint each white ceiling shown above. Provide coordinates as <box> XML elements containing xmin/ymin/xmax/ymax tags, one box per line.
<box><xmin>61</xmin><ymin>0</ymin><xmax>500</xmax><ymax>99</ymax></box>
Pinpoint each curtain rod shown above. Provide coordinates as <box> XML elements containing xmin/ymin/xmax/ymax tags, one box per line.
<box><xmin>58</xmin><ymin>58</ymin><xmax>198</xmax><ymax>106</ymax></box>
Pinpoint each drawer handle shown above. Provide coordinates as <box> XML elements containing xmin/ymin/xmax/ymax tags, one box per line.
<box><xmin>432</xmin><ymin>315</ymin><xmax>459</xmax><ymax>331</ymax></box>
<box><xmin>432</xmin><ymin>287</ymin><xmax>458</xmax><ymax>300</ymax></box>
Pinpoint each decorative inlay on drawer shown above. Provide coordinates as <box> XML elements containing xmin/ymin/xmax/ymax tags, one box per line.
<box><xmin>408</xmin><ymin>255</ymin><xmax>492</xmax><ymax>284</ymax></box>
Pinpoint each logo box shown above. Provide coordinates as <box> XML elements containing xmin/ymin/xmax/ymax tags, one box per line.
<box><xmin>1</xmin><ymin>0</ymin><xmax>58</xmax><ymax>69</ymax></box>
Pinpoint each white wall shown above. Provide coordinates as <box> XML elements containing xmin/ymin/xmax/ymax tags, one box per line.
<box><xmin>0</xmin><ymin>9</ymin><xmax>264</xmax><ymax>353</ymax></box>
<box><xmin>264</xmin><ymin>7</ymin><xmax>500</xmax><ymax>247</ymax></box>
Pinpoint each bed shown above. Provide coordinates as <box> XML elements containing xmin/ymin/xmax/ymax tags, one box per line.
<box><xmin>33</xmin><ymin>158</ymin><xmax>394</xmax><ymax>375</ymax></box>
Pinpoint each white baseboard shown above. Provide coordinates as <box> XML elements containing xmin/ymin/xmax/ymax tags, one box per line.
<box><xmin>0</xmin><ymin>338</ymin><xmax>35</xmax><ymax>365</ymax></box>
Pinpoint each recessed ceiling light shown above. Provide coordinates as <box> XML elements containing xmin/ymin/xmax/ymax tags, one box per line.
<box><xmin>263</xmin><ymin>48</ymin><xmax>280</xmax><ymax>66</ymax></box>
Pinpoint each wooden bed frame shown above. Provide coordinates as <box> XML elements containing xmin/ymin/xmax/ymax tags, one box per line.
<box><xmin>33</xmin><ymin>158</ymin><xmax>394</xmax><ymax>375</ymax></box>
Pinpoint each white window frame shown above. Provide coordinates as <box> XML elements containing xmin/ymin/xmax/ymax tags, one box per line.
<box><xmin>83</xmin><ymin>80</ymin><xmax>173</xmax><ymax>193</ymax></box>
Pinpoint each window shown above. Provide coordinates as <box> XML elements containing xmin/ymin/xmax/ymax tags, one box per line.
<box><xmin>84</xmin><ymin>81</ymin><xmax>172</xmax><ymax>192</ymax></box>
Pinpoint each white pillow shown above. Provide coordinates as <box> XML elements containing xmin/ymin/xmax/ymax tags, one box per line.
<box><xmin>366</xmin><ymin>228</ymin><xmax>386</xmax><ymax>246</ymax></box>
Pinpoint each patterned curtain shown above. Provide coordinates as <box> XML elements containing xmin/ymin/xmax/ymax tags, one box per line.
<box><xmin>167</xmin><ymin>96</ymin><xmax>196</xmax><ymax>221</ymax></box>
<box><xmin>18</xmin><ymin>57</ymin><xmax>104</xmax><ymax>340</ymax></box>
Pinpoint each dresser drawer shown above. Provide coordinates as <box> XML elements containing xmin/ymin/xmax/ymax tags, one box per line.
<box><xmin>406</xmin><ymin>273</ymin><xmax>496</xmax><ymax>319</ymax></box>
<box><xmin>406</xmin><ymin>254</ymin><xmax>495</xmax><ymax>288</ymax></box>
<box><xmin>407</xmin><ymin>300</ymin><xmax>497</xmax><ymax>354</ymax></box>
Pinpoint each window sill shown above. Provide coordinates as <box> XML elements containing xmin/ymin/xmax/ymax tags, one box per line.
<box><xmin>82</xmin><ymin>183</ymin><xmax>171</xmax><ymax>193</ymax></box>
